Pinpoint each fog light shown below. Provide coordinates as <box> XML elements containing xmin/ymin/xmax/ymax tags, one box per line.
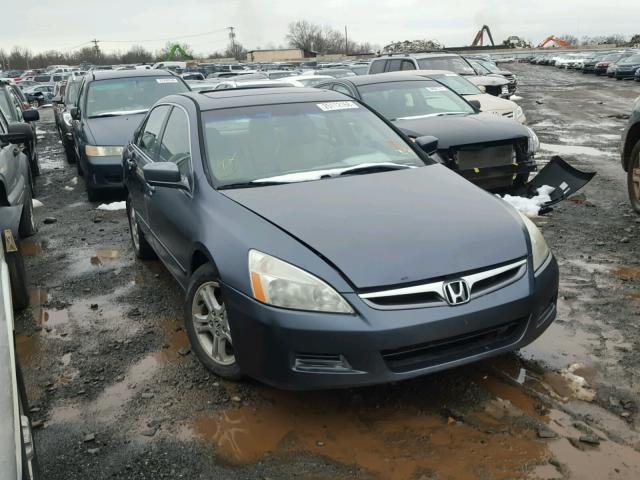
<box><xmin>293</xmin><ymin>353</ymin><xmax>361</xmax><ymax>373</ymax></box>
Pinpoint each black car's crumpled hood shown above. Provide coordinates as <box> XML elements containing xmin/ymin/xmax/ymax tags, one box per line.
<box><xmin>223</xmin><ymin>166</ymin><xmax>527</xmax><ymax>290</ymax></box>
<box><xmin>85</xmin><ymin>113</ymin><xmax>145</xmax><ymax>147</ymax></box>
<box><xmin>394</xmin><ymin>114</ymin><xmax>529</xmax><ymax>150</ymax></box>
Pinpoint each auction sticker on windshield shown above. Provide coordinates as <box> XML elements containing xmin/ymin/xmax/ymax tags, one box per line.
<box><xmin>156</xmin><ymin>78</ymin><xmax>179</xmax><ymax>83</ymax></box>
<box><xmin>316</xmin><ymin>101</ymin><xmax>359</xmax><ymax>111</ymax></box>
<box><xmin>426</xmin><ymin>86</ymin><xmax>448</xmax><ymax>92</ymax></box>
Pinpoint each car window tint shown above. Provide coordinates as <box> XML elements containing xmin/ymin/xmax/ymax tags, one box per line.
<box><xmin>137</xmin><ymin>105</ymin><xmax>170</xmax><ymax>160</ymax></box>
<box><xmin>386</xmin><ymin>59</ymin><xmax>402</xmax><ymax>71</ymax></box>
<box><xmin>401</xmin><ymin>60</ymin><xmax>416</xmax><ymax>71</ymax></box>
<box><xmin>333</xmin><ymin>84</ymin><xmax>353</xmax><ymax>97</ymax></box>
<box><xmin>417</xmin><ymin>57</ymin><xmax>476</xmax><ymax>75</ymax></box>
<box><xmin>0</xmin><ymin>110</ymin><xmax>7</xmax><ymax>132</ymax></box>
<box><xmin>0</xmin><ymin>90</ymin><xmax>20</xmax><ymax>122</ymax></box>
<box><xmin>368</xmin><ymin>60</ymin><xmax>386</xmax><ymax>74</ymax></box>
<box><xmin>158</xmin><ymin>108</ymin><xmax>191</xmax><ymax>177</ymax></box>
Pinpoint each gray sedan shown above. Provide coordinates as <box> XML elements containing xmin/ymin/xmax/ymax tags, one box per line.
<box><xmin>122</xmin><ymin>87</ymin><xmax>558</xmax><ymax>390</ymax></box>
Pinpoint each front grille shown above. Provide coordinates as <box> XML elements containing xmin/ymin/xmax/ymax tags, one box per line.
<box><xmin>360</xmin><ymin>259</ymin><xmax>526</xmax><ymax>309</ymax></box>
<box><xmin>382</xmin><ymin>318</ymin><xmax>528</xmax><ymax>373</ymax></box>
<box><xmin>456</xmin><ymin>144</ymin><xmax>514</xmax><ymax>170</ymax></box>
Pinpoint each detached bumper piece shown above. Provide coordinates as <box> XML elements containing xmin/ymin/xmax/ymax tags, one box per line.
<box><xmin>511</xmin><ymin>156</ymin><xmax>596</xmax><ymax>210</ymax></box>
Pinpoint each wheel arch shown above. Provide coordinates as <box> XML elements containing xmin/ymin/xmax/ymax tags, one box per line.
<box><xmin>623</xmin><ymin>123</ymin><xmax>640</xmax><ymax>171</ymax></box>
<box><xmin>190</xmin><ymin>244</ymin><xmax>219</xmax><ymax>277</ymax></box>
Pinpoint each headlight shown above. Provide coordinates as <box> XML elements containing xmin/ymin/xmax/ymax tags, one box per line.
<box><xmin>85</xmin><ymin>145</ymin><xmax>124</xmax><ymax>156</ymax></box>
<box><xmin>518</xmin><ymin>212</ymin><xmax>550</xmax><ymax>272</ymax></box>
<box><xmin>525</xmin><ymin>126</ymin><xmax>539</xmax><ymax>154</ymax></box>
<box><xmin>62</xmin><ymin>111</ymin><xmax>72</xmax><ymax>127</ymax></box>
<box><xmin>501</xmin><ymin>85</ymin><xmax>509</xmax><ymax>95</ymax></box>
<box><xmin>514</xmin><ymin>106</ymin><xmax>525</xmax><ymax>123</ymax></box>
<box><xmin>248</xmin><ymin>250</ymin><xmax>354</xmax><ymax>313</ymax></box>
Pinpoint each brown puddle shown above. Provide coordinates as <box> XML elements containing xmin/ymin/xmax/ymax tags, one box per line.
<box><xmin>610</xmin><ymin>266</ymin><xmax>640</xmax><ymax>280</ymax></box>
<box><xmin>21</xmin><ymin>240</ymin><xmax>45</xmax><ymax>257</ymax></box>
<box><xmin>91</xmin><ymin>249</ymin><xmax>121</xmax><ymax>266</ymax></box>
<box><xmin>184</xmin><ymin>383</ymin><xmax>548</xmax><ymax>480</ymax></box>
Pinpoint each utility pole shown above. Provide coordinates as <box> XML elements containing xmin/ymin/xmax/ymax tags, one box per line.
<box><xmin>91</xmin><ymin>39</ymin><xmax>100</xmax><ymax>58</ymax></box>
<box><xmin>345</xmin><ymin>26</ymin><xmax>348</xmax><ymax>56</ymax></box>
<box><xmin>227</xmin><ymin>27</ymin><xmax>236</xmax><ymax>59</ymax></box>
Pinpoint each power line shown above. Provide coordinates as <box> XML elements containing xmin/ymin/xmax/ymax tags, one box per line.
<box><xmin>99</xmin><ymin>27</ymin><xmax>229</xmax><ymax>45</ymax></box>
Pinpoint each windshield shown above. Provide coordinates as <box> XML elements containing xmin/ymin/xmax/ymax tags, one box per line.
<box><xmin>85</xmin><ymin>76</ymin><xmax>188</xmax><ymax>117</ymax></box>
<box><xmin>417</xmin><ymin>57</ymin><xmax>475</xmax><ymax>75</ymax></box>
<box><xmin>476</xmin><ymin>60</ymin><xmax>501</xmax><ymax>73</ymax></box>
<box><xmin>431</xmin><ymin>74</ymin><xmax>482</xmax><ymax>95</ymax></box>
<box><xmin>620</xmin><ymin>54</ymin><xmax>640</xmax><ymax>64</ymax></box>
<box><xmin>359</xmin><ymin>80</ymin><xmax>474</xmax><ymax>120</ymax></box>
<box><xmin>202</xmin><ymin>101</ymin><xmax>428</xmax><ymax>186</ymax></box>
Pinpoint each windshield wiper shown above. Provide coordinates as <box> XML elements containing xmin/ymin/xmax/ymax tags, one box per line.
<box><xmin>338</xmin><ymin>163</ymin><xmax>411</xmax><ymax>176</ymax></box>
<box><xmin>218</xmin><ymin>180</ymin><xmax>286</xmax><ymax>190</ymax></box>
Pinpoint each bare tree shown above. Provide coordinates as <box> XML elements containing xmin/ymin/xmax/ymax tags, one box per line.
<box><xmin>225</xmin><ymin>40</ymin><xmax>247</xmax><ymax>60</ymax></box>
<box><xmin>286</xmin><ymin>20</ymin><xmax>321</xmax><ymax>52</ymax></box>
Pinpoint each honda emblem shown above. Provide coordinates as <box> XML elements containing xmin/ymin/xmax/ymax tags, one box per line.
<box><xmin>443</xmin><ymin>279</ymin><xmax>470</xmax><ymax>305</ymax></box>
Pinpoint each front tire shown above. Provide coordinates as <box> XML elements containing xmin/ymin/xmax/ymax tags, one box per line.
<box><xmin>63</xmin><ymin>139</ymin><xmax>76</xmax><ymax>164</ymax></box>
<box><xmin>184</xmin><ymin>263</ymin><xmax>242</xmax><ymax>381</ymax></box>
<box><xmin>126</xmin><ymin>198</ymin><xmax>155</xmax><ymax>259</ymax></box>
<box><xmin>626</xmin><ymin>141</ymin><xmax>640</xmax><ymax>213</ymax></box>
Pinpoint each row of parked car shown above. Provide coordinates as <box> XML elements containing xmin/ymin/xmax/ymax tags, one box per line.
<box><xmin>530</xmin><ymin>50</ymin><xmax>640</xmax><ymax>81</ymax></box>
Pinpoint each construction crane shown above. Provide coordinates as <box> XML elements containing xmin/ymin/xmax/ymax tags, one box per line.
<box><xmin>537</xmin><ymin>36</ymin><xmax>570</xmax><ymax>48</ymax></box>
<box><xmin>471</xmin><ymin>25</ymin><xmax>495</xmax><ymax>47</ymax></box>
<box><xmin>165</xmin><ymin>44</ymin><xmax>193</xmax><ymax>61</ymax></box>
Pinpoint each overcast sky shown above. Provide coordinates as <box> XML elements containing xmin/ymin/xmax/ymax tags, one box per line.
<box><xmin>5</xmin><ymin>0</ymin><xmax>639</xmax><ymax>55</ymax></box>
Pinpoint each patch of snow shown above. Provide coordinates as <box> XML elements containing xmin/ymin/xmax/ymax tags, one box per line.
<box><xmin>32</xmin><ymin>199</ymin><xmax>44</xmax><ymax>208</ymax></box>
<box><xmin>96</xmin><ymin>201</ymin><xmax>126</xmax><ymax>211</ymax></box>
<box><xmin>64</xmin><ymin>186</ymin><xmax>73</xmax><ymax>191</ymax></box>
<box><xmin>539</xmin><ymin>142</ymin><xmax>613</xmax><ymax>157</ymax></box>
<box><xmin>559</xmin><ymin>363</ymin><xmax>596</xmax><ymax>402</ymax></box>
<box><xmin>35</xmin><ymin>128</ymin><xmax>46</xmax><ymax>135</ymax></box>
<box><xmin>509</xmin><ymin>95</ymin><xmax>523</xmax><ymax>101</ymax></box>
<box><xmin>498</xmin><ymin>185</ymin><xmax>555</xmax><ymax>217</ymax></box>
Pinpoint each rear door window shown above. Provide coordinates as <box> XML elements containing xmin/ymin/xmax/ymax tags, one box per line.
<box><xmin>136</xmin><ymin>105</ymin><xmax>171</xmax><ymax>160</ymax></box>
<box><xmin>401</xmin><ymin>60</ymin><xmax>416</xmax><ymax>71</ymax></box>
<box><xmin>368</xmin><ymin>60</ymin><xmax>386</xmax><ymax>74</ymax></box>
<box><xmin>386</xmin><ymin>59</ymin><xmax>402</xmax><ymax>71</ymax></box>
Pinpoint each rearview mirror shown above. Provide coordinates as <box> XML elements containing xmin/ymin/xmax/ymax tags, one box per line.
<box><xmin>70</xmin><ymin>107</ymin><xmax>80</xmax><ymax>120</ymax></box>
<box><xmin>0</xmin><ymin>123</ymin><xmax>35</xmax><ymax>145</ymax></box>
<box><xmin>468</xmin><ymin>99</ymin><xmax>482</xmax><ymax>111</ymax></box>
<box><xmin>22</xmin><ymin>109</ymin><xmax>39</xmax><ymax>122</ymax></box>
<box><xmin>143</xmin><ymin>162</ymin><xmax>188</xmax><ymax>190</ymax></box>
<box><xmin>415</xmin><ymin>135</ymin><xmax>439</xmax><ymax>156</ymax></box>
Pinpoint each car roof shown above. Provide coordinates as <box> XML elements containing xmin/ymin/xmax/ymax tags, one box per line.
<box><xmin>180</xmin><ymin>87</ymin><xmax>350</xmax><ymax>111</ymax></box>
<box><xmin>331</xmin><ymin>73</ymin><xmax>437</xmax><ymax>86</ymax></box>
<box><xmin>375</xmin><ymin>52</ymin><xmax>459</xmax><ymax>60</ymax></box>
<box><xmin>87</xmin><ymin>69</ymin><xmax>176</xmax><ymax>81</ymax></box>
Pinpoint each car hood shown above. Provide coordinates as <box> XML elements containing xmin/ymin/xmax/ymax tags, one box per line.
<box><xmin>85</xmin><ymin>113</ymin><xmax>145</xmax><ymax>146</ymax></box>
<box><xmin>465</xmin><ymin>75</ymin><xmax>508</xmax><ymax>87</ymax></box>
<box><xmin>463</xmin><ymin>94</ymin><xmax>516</xmax><ymax>114</ymax></box>
<box><xmin>223</xmin><ymin>166</ymin><xmax>528</xmax><ymax>289</ymax></box>
<box><xmin>393</xmin><ymin>114</ymin><xmax>528</xmax><ymax>149</ymax></box>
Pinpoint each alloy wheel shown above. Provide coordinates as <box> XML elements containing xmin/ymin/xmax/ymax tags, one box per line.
<box><xmin>128</xmin><ymin>204</ymin><xmax>140</xmax><ymax>252</ymax></box>
<box><xmin>631</xmin><ymin>154</ymin><xmax>640</xmax><ymax>204</ymax></box>
<box><xmin>191</xmin><ymin>281</ymin><xmax>235</xmax><ymax>366</ymax></box>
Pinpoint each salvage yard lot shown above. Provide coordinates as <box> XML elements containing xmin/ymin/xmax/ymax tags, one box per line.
<box><xmin>15</xmin><ymin>63</ymin><xmax>640</xmax><ymax>479</ymax></box>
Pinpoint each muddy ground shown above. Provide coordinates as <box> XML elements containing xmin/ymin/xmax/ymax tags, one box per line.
<box><xmin>14</xmin><ymin>64</ymin><xmax>640</xmax><ymax>479</ymax></box>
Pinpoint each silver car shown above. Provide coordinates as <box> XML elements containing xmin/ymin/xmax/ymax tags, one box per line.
<box><xmin>0</xmin><ymin>242</ymin><xmax>40</xmax><ymax>479</ymax></box>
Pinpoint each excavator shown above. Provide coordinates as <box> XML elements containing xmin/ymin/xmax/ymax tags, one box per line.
<box><xmin>471</xmin><ymin>25</ymin><xmax>495</xmax><ymax>46</ymax></box>
<box><xmin>537</xmin><ymin>36</ymin><xmax>570</xmax><ymax>48</ymax></box>
<box><xmin>166</xmin><ymin>44</ymin><xmax>193</xmax><ymax>61</ymax></box>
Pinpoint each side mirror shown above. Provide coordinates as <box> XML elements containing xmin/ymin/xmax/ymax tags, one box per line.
<box><xmin>477</xmin><ymin>85</ymin><xmax>486</xmax><ymax>93</ymax></box>
<box><xmin>468</xmin><ymin>99</ymin><xmax>482</xmax><ymax>111</ymax></box>
<box><xmin>415</xmin><ymin>135</ymin><xmax>439</xmax><ymax>156</ymax></box>
<box><xmin>0</xmin><ymin>123</ymin><xmax>35</xmax><ymax>145</ymax></box>
<box><xmin>22</xmin><ymin>109</ymin><xmax>39</xmax><ymax>122</ymax></box>
<box><xmin>52</xmin><ymin>96</ymin><xmax>63</xmax><ymax>104</ymax></box>
<box><xmin>142</xmin><ymin>162</ymin><xmax>187</xmax><ymax>190</ymax></box>
<box><xmin>70</xmin><ymin>107</ymin><xmax>80</xmax><ymax>120</ymax></box>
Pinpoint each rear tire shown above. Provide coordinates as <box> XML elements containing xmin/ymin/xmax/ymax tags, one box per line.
<box><xmin>17</xmin><ymin>361</ymin><xmax>41</xmax><ymax>480</ymax></box>
<box><xmin>184</xmin><ymin>263</ymin><xmax>242</xmax><ymax>381</ymax></box>
<box><xmin>126</xmin><ymin>198</ymin><xmax>155</xmax><ymax>260</ymax></box>
<box><xmin>7</xmin><ymin>246</ymin><xmax>29</xmax><ymax>311</ymax></box>
<box><xmin>626</xmin><ymin>141</ymin><xmax>640</xmax><ymax>213</ymax></box>
<box><xmin>19</xmin><ymin>184</ymin><xmax>37</xmax><ymax>238</ymax></box>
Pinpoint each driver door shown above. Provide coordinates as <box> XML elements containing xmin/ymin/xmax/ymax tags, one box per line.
<box><xmin>146</xmin><ymin>106</ymin><xmax>195</xmax><ymax>284</ymax></box>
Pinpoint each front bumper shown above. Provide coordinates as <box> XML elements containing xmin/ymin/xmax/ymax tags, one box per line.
<box><xmin>84</xmin><ymin>154</ymin><xmax>123</xmax><ymax>189</ymax></box>
<box><xmin>224</xmin><ymin>256</ymin><xmax>559</xmax><ymax>390</ymax></box>
<box><xmin>615</xmin><ymin>70</ymin><xmax>639</xmax><ymax>79</ymax></box>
